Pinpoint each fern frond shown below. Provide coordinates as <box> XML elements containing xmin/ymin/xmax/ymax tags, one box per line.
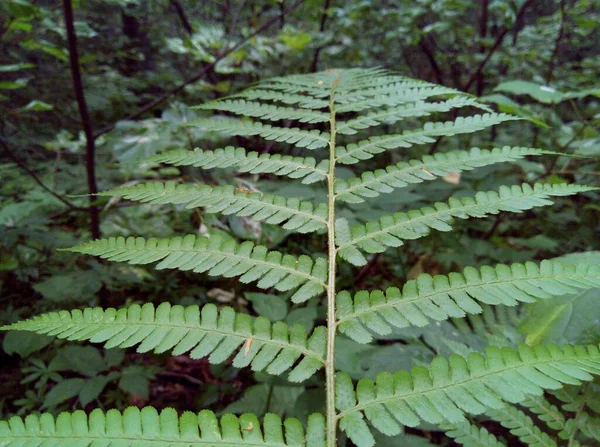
<box><xmin>442</xmin><ymin>423</ymin><xmax>505</xmax><ymax>447</ymax></box>
<box><xmin>337</xmin><ymin>183</ymin><xmax>597</xmax><ymax>260</ymax></box>
<box><xmin>336</xmin><ymin>260</ymin><xmax>600</xmax><ymax>343</ymax></box>
<box><xmin>146</xmin><ymin>147</ymin><xmax>328</xmax><ymax>184</ymax></box>
<box><xmin>2</xmin><ymin>302</ymin><xmax>326</xmax><ymax>382</ymax></box>
<box><xmin>65</xmin><ymin>235</ymin><xmax>327</xmax><ymax>303</ymax></box>
<box><xmin>234</xmin><ymin>89</ymin><xmax>330</xmax><ymax>109</ymax></box>
<box><xmin>336</xmin><ymin>113</ymin><xmax>520</xmax><ymax>164</ymax></box>
<box><xmin>335</xmin><ymin>343</ymin><xmax>600</xmax><ymax>447</ymax></box>
<box><xmin>520</xmin><ymin>396</ymin><xmax>566</xmax><ymax>431</ymax></box>
<box><xmin>262</xmin><ymin>68</ymin><xmax>395</xmax><ymax>95</ymax></box>
<box><xmin>192</xmin><ymin>118</ymin><xmax>329</xmax><ymax>150</ymax></box>
<box><xmin>335</xmin><ymin>86</ymin><xmax>468</xmax><ymax>113</ymax></box>
<box><xmin>335</xmin><ymin>146</ymin><xmax>549</xmax><ymax>203</ymax></box>
<box><xmin>0</xmin><ymin>407</ymin><xmax>326</xmax><ymax>446</ymax></box>
<box><xmin>99</xmin><ymin>182</ymin><xmax>328</xmax><ymax>234</ymax></box>
<box><xmin>487</xmin><ymin>406</ymin><xmax>557</xmax><ymax>447</ymax></box>
<box><xmin>196</xmin><ymin>100</ymin><xmax>330</xmax><ymax>123</ymax></box>
<box><xmin>336</xmin><ymin>97</ymin><xmax>491</xmax><ymax>135</ymax></box>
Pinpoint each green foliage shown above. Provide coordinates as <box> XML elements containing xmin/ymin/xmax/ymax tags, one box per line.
<box><xmin>0</xmin><ymin>406</ymin><xmax>326</xmax><ymax>446</ymax></box>
<box><xmin>4</xmin><ymin>302</ymin><xmax>326</xmax><ymax>383</ymax></box>
<box><xmin>336</xmin><ymin>343</ymin><xmax>600</xmax><ymax>446</ymax></box>
<box><xmin>2</xmin><ymin>64</ymin><xmax>599</xmax><ymax>447</ymax></box>
<box><xmin>65</xmin><ymin>234</ymin><xmax>327</xmax><ymax>303</ymax></box>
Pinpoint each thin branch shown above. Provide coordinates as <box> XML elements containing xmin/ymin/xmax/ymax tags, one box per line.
<box><xmin>1</xmin><ymin>139</ymin><xmax>83</xmax><ymax>211</ymax></box>
<box><xmin>545</xmin><ymin>0</ymin><xmax>567</xmax><ymax>83</ymax></box>
<box><xmin>63</xmin><ymin>0</ymin><xmax>101</xmax><ymax>239</ymax></box>
<box><xmin>228</xmin><ymin>0</ymin><xmax>248</xmax><ymax>40</ymax></box>
<box><xmin>475</xmin><ymin>0</ymin><xmax>489</xmax><ymax>96</ymax></box>
<box><xmin>94</xmin><ymin>0</ymin><xmax>305</xmax><ymax>139</ymax></box>
<box><xmin>170</xmin><ymin>0</ymin><xmax>194</xmax><ymax>35</ymax></box>
<box><xmin>463</xmin><ymin>0</ymin><xmax>533</xmax><ymax>92</ymax></box>
<box><xmin>418</xmin><ymin>36</ymin><xmax>444</xmax><ymax>85</ymax></box>
<box><xmin>310</xmin><ymin>0</ymin><xmax>331</xmax><ymax>72</ymax></box>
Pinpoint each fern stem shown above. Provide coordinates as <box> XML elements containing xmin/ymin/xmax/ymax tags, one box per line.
<box><xmin>326</xmin><ymin>74</ymin><xmax>341</xmax><ymax>447</ymax></box>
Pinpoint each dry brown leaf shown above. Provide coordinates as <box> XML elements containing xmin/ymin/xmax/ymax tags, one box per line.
<box><xmin>443</xmin><ymin>171</ymin><xmax>461</xmax><ymax>184</ymax></box>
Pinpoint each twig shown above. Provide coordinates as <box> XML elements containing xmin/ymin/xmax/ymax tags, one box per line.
<box><xmin>475</xmin><ymin>0</ymin><xmax>489</xmax><ymax>96</ymax></box>
<box><xmin>463</xmin><ymin>0</ymin><xmax>533</xmax><ymax>92</ymax></box>
<box><xmin>1</xmin><ymin>139</ymin><xmax>83</xmax><ymax>211</ymax></box>
<box><xmin>63</xmin><ymin>0</ymin><xmax>101</xmax><ymax>239</ymax></box>
<box><xmin>418</xmin><ymin>36</ymin><xmax>444</xmax><ymax>85</ymax></box>
<box><xmin>484</xmin><ymin>212</ymin><xmax>504</xmax><ymax>240</ymax></box>
<box><xmin>546</xmin><ymin>0</ymin><xmax>566</xmax><ymax>83</ymax></box>
<box><xmin>93</xmin><ymin>0</ymin><xmax>305</xmax><ymax>139</ymax></box>
<box><xmin>228</xmin><ymin>0</ymin><xmax>248</xmax><ymax>40</ymax></box>
<box><xmin>310</xmin><ymin>0</ymin><xmax>331</xmax><ymax>72</ymax></box>
<box><xmin>170</xmin><ymin>0</ymin><xmax>194</xmax><ymax>35</ymax></box>
<box><xmin>355</xmin><ymin>254</ymin><xmax>380</xmax><ymax>285</ymax></box>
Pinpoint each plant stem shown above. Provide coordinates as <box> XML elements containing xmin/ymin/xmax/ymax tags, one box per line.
<box><xmin>63</xmin><ymin>0</ymin><xmax>101</xmax><ymax>239</ymax></box>
<box><xmin>326</xmin><ymin>74</ymin><xmax>341</xmax><ymax>447</ymax></box>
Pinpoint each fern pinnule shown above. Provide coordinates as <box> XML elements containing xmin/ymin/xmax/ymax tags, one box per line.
<box><xmin>487</xmin><ymin>406</ymin><xmax>557</xmax><ymax>447</ymax></box>
<box><xmin>2</xmin><ymin>302</ymin><xmax>327</xmax><ymax>382</ymax></box>
<box><xmin>335</xmin><ymin>260</ymin><xmax>600</xmax><ymax>343</ymax></box>
<box><xmin>335</xmin><ymin>96</ymin><xmax>491</xmax><ymax>135</ymax></box>
<box><xmin>443</xmin><ymin>422</ymin><xmax>505</xmax><ymax>447</ymax></box>
<box><xmin>336</xmin><ymin>113</ymin><xmax>521</xmax><ymax>164</ymax></box>
<box><xmin>191</xmin><ymin>118</ymin><xmax>330</xmax><ymax>150</ymax></box>
<box><xmin>337</xmin><ymin>183</ymin><xmax>597</xmax><ymax>262</ymax></box>
<box><xmin>335</xmin><ymin>146</ymin><xmax>552</xmax><ymax>203</ymax></box>
<box><xmin>336</xmin><ymin>343</ymin><xmax>600</xmax><ymax>446</ymax></box>
<box><xmin>196</xmin><ymin>99</ymin><xmax>330</xmax><ymax>123</ymax></box>
<box><xmin>99</xmin><ymin>181</ymin><xmax>328</xmax><ymax>233</ymax></box>
<box><xmin>145</xmin><ymin>146</ymin><xmax>328</xmax><ymax>184</ymax></box>
<box><xmin>0</xmin><ymin>406</ymin><xmax>326</xmax><ymax>447</ymax></box>
<box><xmin>65</xmin><ymin>235</ymin><xmax>327</xmax><ymax>303</ymax></box>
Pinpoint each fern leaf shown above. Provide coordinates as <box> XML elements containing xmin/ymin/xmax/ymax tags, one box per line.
<box><xmin>520</xmin><ymin>397</ymin><xmax>566</xmax><ymax>431</ymax></box>
<box><xmin>336</xmin><ymin>113</ymin><xmax>520</xmax><ymax>164</ymax></box>
<box><xmin>192</xmin><ymin>118</ymin><xmax>329</xmax><ymax>150</ymax></box>
<box><xmin>235</xmin><ymin>89</ymin><xmax>330</xmax><ymax>109</ymax></box>
<box><xmin>65</xmin><ymin>235</ymin><xmax>327</xmax><ymax>303</ymax></box>
<box><xmin>146</xmin><ymin>146</ymin><xmax>328</xmax><ymax>184</ymax></box>
<box><xmin>487</xmin><ymin>406</ymin><xmax>557</xmax><ymax>447</ymax></box>
<box><xmin>336</xmin><ymin>97</ymin><xmax>491</xmax><ymax>135</ymax></box>
<box><xmin>196</xmin><ymin>100</ymin><xmax>330</xmax><ymax>123</ymax></box>
<box><xmin>263</xmin><ymin>68</ymin><xmax>395</xmax><ymax>95</ymax></box>
<box><xmin>2</xmin><ymin>302</ymin><xmax>326</xmax><ymax>382</ymax></box>
<box><xmin>335</xmin><ymin>146</ymin><xmax>549</xmax><ymax>203</ymax></box>
<box><xmin>99</xmin><ymin>182</ymin><xmax>328</xmax><ymax>234</ymax></box>
<box><xmin>335</xmin><ymin>86</ymin><xmax>467</xmax><ymax>113</ymax></box>
<box><xmin>336</xmin><ymin>260</ymin><xmax>600</xmax><ymax>343</ymax></box>
<box><xmin>442</xmin><ymin>423</ymin><xmax>505</xmax><ymax>447</ymax></box>
<box><xmin>0</xmin><ymin>406</ymin><xmax>326</xmax><ymax>446</ymax></box>
<box><xmin>337</xmin><ymin>183</ymin><xmax>597</xmax><ymax>258</ymax></box>
<box><xmin>335</xmin><ymin>343</ymin><xmax>600</xmax><ymax>446</ymax></box>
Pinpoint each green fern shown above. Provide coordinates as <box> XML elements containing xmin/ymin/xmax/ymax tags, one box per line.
<box><xmin>99</xmin><ymin>181</ymin><xmax>328</xmax><ymax>233</ymax></box>
<box><xmin>336</xmin><ymin>113</ymin><xmax>520</xmax><ymax>164</ymax></box>
<box><xmin>0</xmin><ymin>407</ymin><xmax>326</xmax><ymax>446</ymax></box>
<box><xmin>335</xmin><ymin>146</ymin><xmax>553</xmax><ymax>203</ymax></box>
<box><xmin>3</xmin><ymin>68</ymin><xmax>598</xmax><ymax>447</ymax></box>
<box><xmin>64</xmin><ymin>234</ymin><xmax>327</xmax><ymax>303</ymax></box>
<box><xmin>145</xmin><ymin>146</ymin><xmax>328</xmax><ymax>184</ymax></box>
<box><xmin>487</xmin><ymin>406</ymin><xmax>557</xmax><ymax>447</ymax></box>
<box><xmin>337</xmin><ymin>183</ymin><xmax>597</xmax><ymax>264</ymax></box>
<box><xmin>336</xmin><ymin>343</ymin><xmax>600</xmax><ymax>446</ymax></box>
<box><xmin>193</xmin><ymin>118</ymin><xmax>330</xmax><ymax>149</ymax></box>
<box><xmin>443</xmin><ymin>423</ymin><xmax>505</xmax><ymax>447</ymax></box>
<box><xmin>2</xmin><ymin>302</ymin><xmax>326</xmax><ymax>382</ymax></box>
<box><xmin>336</xmin><ymin>260</ymin><xmax>600</xmax><ymax>343</ymax></box>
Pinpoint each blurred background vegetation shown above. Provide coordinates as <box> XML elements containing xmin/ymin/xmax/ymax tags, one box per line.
<box><xmin>1</xmin><ymin>0</ymin><xmax>599</xmax><ymax>444</ymax></box>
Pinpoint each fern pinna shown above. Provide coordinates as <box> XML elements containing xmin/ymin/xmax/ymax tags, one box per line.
<box><xmin>2</xmin><ymin>68</ymin><xmax>599</xmax><ymax>447</ymax></box>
